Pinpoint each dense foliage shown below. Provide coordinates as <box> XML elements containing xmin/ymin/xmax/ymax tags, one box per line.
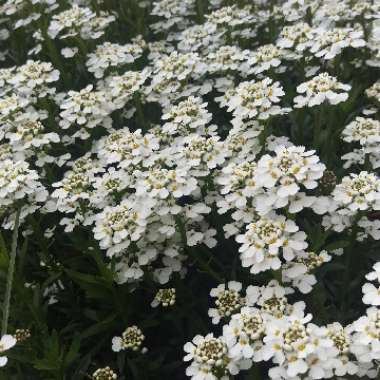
<box><xmin>0</xmin><ymin>0</ymin><xmax>380</xmax><ymax>379</ymax></box>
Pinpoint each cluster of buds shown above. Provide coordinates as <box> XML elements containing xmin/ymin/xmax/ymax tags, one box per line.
<box><xmin>14</xmin><ymin>329</ymin><xmax>31</xmax><ymax>342</ymax></box>
<box><xmin>112</xmin><ymin>325</ymin><xmax>146</xmax><ymax>353</ymax></box>
<box><xmin>151</xmin><ymin>288</ymin><xmax>176</xmax><ymax>307</ymax></box>
<box><xmin>92</xmin><ymin>367</ymin><xmax>118</xmax><ymax>380</ymax></box>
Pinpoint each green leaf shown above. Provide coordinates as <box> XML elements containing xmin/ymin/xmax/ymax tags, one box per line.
<box><xmin>79</xmin><ymin>313</ymin><xmax>117</xmax><ymax>339</ymax></box>
<box><xmin>323</xmin><ymin>240</ymin><xmax>350</xmax><ymax>251</ymax></box>
<box><xmin>64</xmin><ymin>336</ymin><xmax>81</xmax><ymax>367</ymax></box>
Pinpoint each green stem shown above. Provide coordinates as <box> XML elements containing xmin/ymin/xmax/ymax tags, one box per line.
<box><xmin>271</xmin><ymin>269</ymin><xmax>282</xmax><ymax>284</ymax></box>
<box><xmin>340</xmin><ymin>214</ymin><xmax>361</xmax><ymax>318</ymax></box>
<box><xmin>134</xmin><ymin>94</ymin><xmax>147</xmax><ymax>132</ymax></box>
<box><xmin>196</xmin><ymin>0</ymin><xmax>205</xmax><ymax>23</ymax></box>
<box><xmin>1</xmin><ymin>208</ymin><xmax>21</xmax><ymax>335</ymax></box>
<box><xmin>312</xmin><ymin>107</ymin><xmax>322</xmax><ymax>149</ymax></box>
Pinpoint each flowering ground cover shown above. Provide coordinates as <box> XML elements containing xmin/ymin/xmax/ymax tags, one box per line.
<box><xmin>1</xmin><ymin>0</ymin><xmax>380</xmax><ymax>379</ymax></box>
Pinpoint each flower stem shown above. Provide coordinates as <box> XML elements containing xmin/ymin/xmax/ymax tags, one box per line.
<box><xmin>196</xmin><ymin>0</ymin><xmax>205</xmax><ymax>23</ymax></box>
<box><xmin>1</xmin><ymin>208</ymin><xmax>21</xmax><ymax>335</ymax></box>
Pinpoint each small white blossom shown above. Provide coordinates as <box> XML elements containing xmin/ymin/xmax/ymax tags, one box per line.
<box><xmin>0</xmin><ymin>335</ymin><xmax>16</xmax><ymax>367</ymax></box>
<box><xmin>236</xmin><ymin>213</ymin><xmax>308</xmax><ymax>274</ymax></box>
<box><xmin>294</xmin><ymin>73</ymin><xmax>351</xmax><ymax>108</ymax></box>
<box><xmin>223</xmin><ymin>78</ymin><xmax>288</xmax><ymax>127</ymax></box>
<box><xmin>86</xmin><ymin>42</ymin><xmax>143</xmax><ymax>78</ymax></box>
<box><xmin>112</xmin><ymin>326</ymin><xmax>145</xmax><ymax>352</ymax></box>
<box><xmin>362</xmin><ymin>262</ymin><xmax>380</xmax><ymax>306</ymax></box>
<box><xmin>208</xmin><ymin>282</ymin><xmax>245</xmax><ymax>324</ymax></box>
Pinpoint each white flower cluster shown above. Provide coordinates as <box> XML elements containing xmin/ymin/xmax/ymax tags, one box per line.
<box><xmin>147</xmin><ymin>51</ymin><xmax>208</xmax><ymax>105</ymax></box>
<box><xmin>315</xmin><ymin>171</ymin><xmax>380</xmax><ymax>233</ymax></box>
<box><xmin>59</xmin><ymin>85</ymin><xmax>113</xmax><ymax>139</ymax></box>
<box><xmin>221</xmin><ymin>78</ymin><xmax>288</xmax><ymax>127</ymax></box>
<box><xmin>294</xmin><ymin>73</ymin><xmax>351</xmax><ymax>108</ymax></box>
<box><xmin>151</xmin><ymin>288</ymin><xmax>176</xmax><ymax>307</ymax></box>
<box><xmin>253</xmin><ymin>145</ymin><xmax>325</xmax><ymax>214</ymax></box>
<box><xmin>236</xmin><ymin>213</ymin><xmax>308</xmax><ymax>274</ymax></box>
<box><xmin>8</xmin><ymin>60</ymin><xmax>59</xmax><ymax>99</ymax></box>
<box><xmin>309</xmin><ymin>27</ymin><xmax>366</xmax><ymax>60</ymax></box>
<box><xmin>362</xmin><ymin>262</ymin><xmax>380</xmax><ymax>306</ymax></box>
<box><xmin>112</xmin><ymin>325</ymin><xmax>146</xmax><ymax>353</ymax></box>
<box><xmin>342</xmin><ymin>117</ymin><xmax>380</xmax><ymax>169</ymax></box>
<box><xmin>86</xmin><ymin>41</ymin><xmax>143</xmax><ymax>78</ymax></box>
<box><xmin>185</xmin><ymin>280</ymin><xmax>380</xmax><ymax>380</ymax></box>
<box><xmin>0</xmin><ymin>159</ymin><xmax>48</xmax><ymax>228</ymax></box>
<box><xmin>282</xmin><ymin>250</ymin><xmax>331</xmax><ymax>294</ymax></box>
<box><xmin>50</xmin><ymin>121</ymin><xmax>219</xmax><ymax>283</ymax></box>
<box><xmin>2</xmin><ymin>0</ymin><xmax>380</xmax><ymax>375</ymax></box>
<box><xmin>0</xmin><ymin>335</ymin><xmax>16</xmax><ymax>367</ymax></box>
<box><xmin>48</xmin><ymin>4</ymin><xmax>115</xmax><ymax>42</ymax></box>
<box><xmin>92</xmin><ymin>367</ymin><xmax>118</xmax><ymax>380</ymax></box>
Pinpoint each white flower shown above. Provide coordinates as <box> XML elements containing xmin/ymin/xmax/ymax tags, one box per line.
<box><xmin>94</xmin><ymin>128</ymin><xmax>159</xmax><ymax>168</ymax></box>
<box><xmin>9</xmin><ymin>60</ymin><xmax>59</xmax><ymax>98</ymax></box>
<box><xmin>90</xmin><ymin>167</ymin><xmax>130</xmax><ymax>209</ymax></box>
<box><xmin>61</xmin><ymin>47</ymin><xmax>78</xmax><ymax>58</ymax></box>
<box><xmin>327</xmin><ymin>322</ymin><xmax>357</xmax><ymax>377</ymax></box>
<box><xmin>134</xmin><ymin>167</ymin><xmax>198</xmax><ymax>199</ymax></box>
<box><xmin>208</xmin><ymin>281</ymin><xmax>245</xmax><ymax>324</ymax></box>
<box><xmin>247</xmin><ymin>44</ymin><xmax>284</xmax><ymax>74</ymax></box>
<box><xmin>0</xmin><ymin>94</ymin><xmax>29</xmax><ymax>122</ymax></box>
<box><xmin>262</xmin><ymin>317</ymin><xmax>313</xmax><ymax>375</ymax></box>
<box><xmin>0</xmin><ymin>335</ymin><xmax>16</xmax><ymax>367</ymax></box>
<box><xmin>362</xmin><ymin>283</ymin><xmax>380</xmax><ymax>306</ymax></box>
<box><xmin>184</xmin><ymin>334</ymin><xmax>241</xmax><ymax>379</ymax></box>
<box><xmin>366</xmin><ymin>81</ymin><xmax>380</xmax><ymax>103</ymax></box>
<box><xmin>362</xmin><ymin>262</ymin><xmax>380</xmax><ymax>306</ymax></box>
<box><xmin>0</xmin><ymin>159</ymin><xmax>48</xmax><ymax>215</ymax></box>
<box><xmin>162</xmin><ymin>96</ymin><xmax>212</xmax><ymax>136</ymax></box>
<box><xmin>86</xmin><ymin>41</ymin><xmax>143</xmax><ymax>78</ymax></box>
<box><xmin>207</xmin><ymin>45</ymin><xmax>250</xmax><ymax>73</ymax></box>
<box><xmin>254</xmin><ymin>145</ymin><xmax>325</xmax><ymax>214</ymax></box>
<box><xmin>224</xmin><ymin>78</ymin><xmax>288</xmax><ymax>126</ymax></box>
<box><xmin>51</xmin><ymin>154</ymin><xmax>100</xmax><ymax>226</ymax></box>
<box><xmin>282</xmin><ymin>251</ymin><xmax>331</xmax><ymax>294</ymax></box>
<box><xmin>148</xmin><ymin>51</ymin><xmax>206</xmax><ymax>104</ymax></box>
<box><xmin>48</xmin><ymin>5</ymin><xmax>94</xmax><ymax>38</ymax></box>
<box><xmin>216</xmin><ymin>160</ymin><xmax>260</xmax><ymax>212</ymax></box>
<box><xmin>92</xmin><ymin>367</ymin><xmax>118</xmax><ymax>380</ymax></box>
<box><xmin>309</xmin><ymin>27</ymin><xmax>365</xmax><ymax>60</ymax></box>
<box><xmin>112</xmin><ymin>326</ymin><xmax>145</xmax><ymax>352</ymax></box>
<box><xmin>332</xmin><ymin>171</ymin><xmax>380</xmax><ymax>212</ymax></box>
<box><xmin>351</xmin><ymin>307</ymin><xmax>380</xmax><ymax>362</ymax></box>
<box><xmin>59</xmin><ymin>85</ymin><xmax>114</xmax><ymax>139</ymax></box>
<box><xmin>206</xmin><ymin>5</ymin><xmax>254</xmax><ymax>27</ymax></box>
<box><xmin>48</xmin><ymin>5</ymin><xmax>114</xmax><ymax>40</ymax></box>
<box><xmin>178</xmin><ymin>135</ymin><xmax>226</xmax><ymax>171</ymax></box>
<box><xmin>245</xmin><ymin>280</ymin><xmax>300</xmax><ymax>318</ymax></box>
<box><xmin>151</xmin><ymin>288</ymin><xmax>176</xmax><ymax>307</ymax></box>
<box><xmin>294</xmin><ymin>73</ymin><xmax>351</xmax><ymax>108</ymax></box>
<box><xmin>358</xmin><ymin>217</ymin><xmax>380</xmax><ymax>241</ymax></box>
<box><xmin>236</xmin><ymin>213</ymin><xmax>308</xmax><ymax>274</ymax></box>
<box><xmin>106</xmin><ymin>69</ymin><xmax>150</xmax><ymax>109</ymax></box>
<box><xmin>177</xmin><ymin>22</ymin><xmax>220</xmax><ymax>52</ymax></box>
<box><xmin>93</xmin><ymin>198</ymin><xmax>153</xmax><ymax>257</ymax></box>
<box><xmin>342</xmin><ymin>117</ymin><xmax>380</xmax><ymax>146</ymax></box>
<box><xmin>151</xmin><ymin>0</ymin><xmax>195</xmax><ymax>32</ymax></box>
<box><xmin>277</xmin><ymin>22</ymin><xmax>313</xmax><ymax>50</ymax></box>
<box><xmin>5</xmin><ymin>118</ymin><xmax>59</xmax><ymax>152</ymax></box>
<box><xmin>223</xmin><ymin>307</ymin><xmax>265</xmax><ymax>361</ymax></box>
